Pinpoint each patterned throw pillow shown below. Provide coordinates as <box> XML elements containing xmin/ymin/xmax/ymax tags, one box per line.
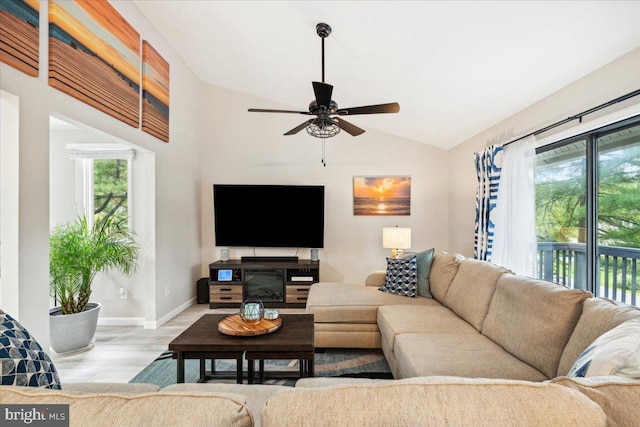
<box><xmin>379</xmin><ymin>255</ymin><xmax>418</xmax><ymax>298</ymax></box>
<box><xmin>0</xmin><ymin>309</ymin><xmax>61</xmax><ymax>389</ymax></box>
<box><xmin>568</xmin><ymin>318</ymin><xmax>640</xmax><ymax>379</ymax></box>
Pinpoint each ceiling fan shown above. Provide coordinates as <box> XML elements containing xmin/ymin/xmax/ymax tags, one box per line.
<box><xmin>248</xmin><ymin>23</ymin><xmax>400</xmax><ymax>141</ymax></box>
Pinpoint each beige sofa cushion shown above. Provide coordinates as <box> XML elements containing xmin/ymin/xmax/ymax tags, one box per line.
<box><xmin>0</xmin><ymin>387</ymin><xmax>253</xmax><ymax>427</ymax></box>
<box><xmin>557</xmin><ymin>297</ymin><xmax>640</xmax><ymax>376</ymax></box>
<box><xmin>61</xmin><ymin>383</ymin><xmax>160</xmax><ymax>394</ymax></box>
<box><xmin>377</xmin><ymin>305</ymin><xmax>477</xmax><ymax>355</ymax></box>
<box><xmin>482</xmin><ymin>275</ymin><xmax>591</xmax><ymax>378</ymax></box>
<box><xmin>164</xmin><ymin>383</ymin><xmax>285</xmax><ymax>427</ymax></box>
<box><xmin>314</xmin><ymin>322</ymin><xmax>381</xmax><ymax>348</ymax></box>
<box><xmin>261</xmin><ymin>376</ymin><xmax>606</xmax><ymax>427</ymax></box>
<box><xmin>306</xmin><ymin>283</ymin><xmax>437</xmax><ymax>324</ymax></box>
<box><xmin>394</xmin><ymin>333</ymin><xmax>548</xmax><ymax>381</ymax></box>
<box><xmin>428</xmin><ymin>251</ymin><xmax>463</xmax><ymax>302</ymax></box>
<box><xmin>552</xmin><ymin>376</ymin><xmax>640</xmax><ymax>427</ymax></box>
<box><xmin>443</xmin><ymin>258</ymin><xmax>511</xmax><ymax>330</ymax></box>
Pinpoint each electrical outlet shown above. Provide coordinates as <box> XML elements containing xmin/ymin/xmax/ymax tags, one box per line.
<box><xmin>165</xmin><ymin>286</ymin><xmax>170</xmax><ymax>297</ymax></box>
<box><xmin>119</xmin><ymin>288</ymin><xmax>128</xmax><ymax>299</ymax></box>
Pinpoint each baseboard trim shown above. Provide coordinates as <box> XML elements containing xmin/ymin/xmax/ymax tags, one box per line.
<box><xmin>98</xmin><ymin>317</ymin><xmax>145</xmax><ymax>326</ymax></box>
<box><xmin>144</xmin><ymin>297</ymin><xmax>196</xmax><ymax>330</ymax></box>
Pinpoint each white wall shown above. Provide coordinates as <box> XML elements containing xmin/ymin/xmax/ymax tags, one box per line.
<box><xmin>0</xmin><ymin>1</ymin><xmax>204</xmax><ymax>348</ymax></box>
<box><xmin>0</xmin><ymin>91</ymin><xmax>20</xmax><ymax>313</ymax></box>
<box><xmin>448</xmin><ymin>47</ymin><xmax>640</xmax><ymax>257</ymax></box>
<box><xmin>200</xmin><ymin>85</ymin><xmax>450</xmax><ymax>284</ymax></box>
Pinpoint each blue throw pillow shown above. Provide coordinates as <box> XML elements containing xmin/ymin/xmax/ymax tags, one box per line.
<box><xmin>379</xmin><ymin>256</ymin><xmax>418</xmax><ymax>298</ymax></box>
<box><xmin>0</xmin><ymin>309</ymin><xmax>61</xmax><ymax>389</ymax></box>
<box><xmin>413</xmin><ymin>249</ymin><xmax>435</xmax><ymax>298</ymax></box>
<box><xmin>401</xmin><ymin>249</ymin><xmax>435</xmax><ymax>297</ymax></box>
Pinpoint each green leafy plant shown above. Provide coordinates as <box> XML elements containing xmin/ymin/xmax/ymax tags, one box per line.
<box><xmin>49</xmin><ymin>214</ymin><xmax>139</xmax><ymax>315</ymax></box>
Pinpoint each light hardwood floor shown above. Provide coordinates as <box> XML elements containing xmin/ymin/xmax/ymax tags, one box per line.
<box><xmin>50</xmin><ymin>304</ymin><xmax>305</xmax><ymax>384</ymax></box>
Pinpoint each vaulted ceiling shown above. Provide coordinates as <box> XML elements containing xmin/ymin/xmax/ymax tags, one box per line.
<box><xmin>133</xmin><ymin>1</ymin><xmax>640</xmax><ymax>149</ymax></box>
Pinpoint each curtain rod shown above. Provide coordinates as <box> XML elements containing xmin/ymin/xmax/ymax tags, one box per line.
<box><xmin>503</xmin><ymin>88</ymin><xmax>640</xmax><ymax>147</ymax></box>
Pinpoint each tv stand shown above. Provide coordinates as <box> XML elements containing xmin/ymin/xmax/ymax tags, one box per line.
<box><xmin>241</xmin><ymin>256</ymin><xmax>299</xmax><ymax>262</ymax></box>
<box><xmin>208</xmin><ymin>259</ymin><xmax>319</xmax><ymax>308</ymax></box>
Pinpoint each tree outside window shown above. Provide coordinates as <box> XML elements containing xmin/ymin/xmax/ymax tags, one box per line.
<box><xmin>94</xmin><ymin>159</ymin><xmax>128</xmax><ymax>226</ymax></box>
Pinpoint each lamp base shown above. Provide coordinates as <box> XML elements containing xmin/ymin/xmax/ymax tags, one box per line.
<box><xmin>390</xmin><ymin>249</ymin><xmax>405</xmax><ymax>259</ymax></box>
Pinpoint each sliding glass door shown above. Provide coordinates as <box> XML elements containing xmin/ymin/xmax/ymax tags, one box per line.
<box><xmin>535</xmin><ymin>117</ymin><xmax>640</xmax><ymax>307</ymax></box>
<box><xmin>596</xmin><ymin>124</ymin><xmax>640</xmax><ymax>305</ymax></box>
<box><xmin>535</xmin><ymin>139</ymin><xmax>587</xmax><ymax>289</ymax></box>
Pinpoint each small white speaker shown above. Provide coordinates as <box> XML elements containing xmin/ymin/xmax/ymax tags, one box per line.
<box><xmin>220</xmin><ymin>248</ymin><xmax>230</xmax><ymax>261</ymax></box>
<box><xmin>310</xmin><ymin>248</ymin><xmax>319</xmax><ymax>261</ymax></box>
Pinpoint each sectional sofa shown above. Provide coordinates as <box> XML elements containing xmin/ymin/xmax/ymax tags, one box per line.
<box><xmin>2</xmin><ymin>250</ymin><xmax>640</xmax><ymax>426</ymax></box>
<box><xmin>306</xmin><ymin>251</ymin><xmax>640</xmax><ymax>381</ymax></box>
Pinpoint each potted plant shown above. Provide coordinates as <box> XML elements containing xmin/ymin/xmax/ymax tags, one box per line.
<box><xmin>49</xmin><ymin>214</ymin><xmax>139</xmax><ymax>354</ymax></box>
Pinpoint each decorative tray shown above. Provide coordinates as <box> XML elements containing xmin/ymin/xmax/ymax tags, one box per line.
<box><xmin>218</xmin><ymin>314</ymin><xmax>282</xmax><ymax>336</ymax></box>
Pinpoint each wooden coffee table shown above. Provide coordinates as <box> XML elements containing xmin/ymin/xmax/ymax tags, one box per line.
<box><xmin>168</xmin><ymin>313</ymin><xmax>314</xmax><ymax>384</ymax></box>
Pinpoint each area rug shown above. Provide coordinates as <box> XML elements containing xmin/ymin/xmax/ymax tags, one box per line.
<box><xmin>129</xmin><ymin>349</ymin><xmax>392</xmax><ymax>387</ymax></box>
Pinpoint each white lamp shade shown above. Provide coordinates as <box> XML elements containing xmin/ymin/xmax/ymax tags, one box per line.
<box><xmin>382</xmin><ymin>227</ymin><xmax>411</xmax><ymax>249</ymax></box>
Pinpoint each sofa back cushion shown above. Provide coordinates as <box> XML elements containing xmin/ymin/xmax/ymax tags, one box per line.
<box><xmin>0</xmin><ymin>387</ymin><xmax>253</xmax><ymax>427</ymax></box>
<box><xmin>443</xmin><ymin>259</ymin><xmax>511</xmax><ymax>331</ymax></box>
<box><xmin>429</xmin><ymin>251</ymin><xmax>463</xmax><ymax>303</ymax></box>
<box><xmin>552</xmin><ymin>376</ymin><xmax>640</xmax><ymax>427</ymax></box>
<box><xmin>481</xmin><ymin>275</ymin><xmax>591</xmax><ymax>378</ymax></box>
<box><xmin>262</xmin><ymin>377</ymin><xmax>605</xmax><ymax>427</ymax></box>
<box><xmin>557</xmin><ymin>297</ymin><xmax>640</xmax><ymax>376</ymax></box>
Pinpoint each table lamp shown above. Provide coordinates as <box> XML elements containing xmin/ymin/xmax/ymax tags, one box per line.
<box><xmin>382</xmin><ymin>226</ymin><xmax>411</xmax><ymax>259</ymax></box>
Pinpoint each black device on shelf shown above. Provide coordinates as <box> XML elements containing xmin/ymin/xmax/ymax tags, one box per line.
<box><xmin>213</xmin><ymin>184</ymin><xmax>324</xmax><ymax>248</ymax></box>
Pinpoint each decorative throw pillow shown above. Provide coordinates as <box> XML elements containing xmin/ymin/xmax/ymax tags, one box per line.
<box><xmin>568</xmin><ymin>318</ymin><xmax>640</xmax><ymax>379</ymax></box>
<box><xmin>410</xmin><ymin>248</ymin><xmax>435</xmax><ymax>298</ymax></box>
<box><xmin>379</xmin><ymin>255</ymin><xmax>418</xmax><ymax>298</ymax></box>
<box><xmin>0</xmin><ymin>309</ymin><xmax>61</xmax><ymax>389</ymax></box>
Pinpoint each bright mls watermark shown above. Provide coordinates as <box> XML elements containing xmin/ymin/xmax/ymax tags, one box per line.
<box><xmin>1</xmin><ymin>405</ymin><xmax>69</xmax><ymax>426</ymax></box>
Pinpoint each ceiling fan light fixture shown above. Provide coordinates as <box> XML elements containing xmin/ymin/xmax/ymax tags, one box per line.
<box><xmin>306</xmin><ymin>118</ymin><xmax>340</xmax><ymax>138</ymax></box>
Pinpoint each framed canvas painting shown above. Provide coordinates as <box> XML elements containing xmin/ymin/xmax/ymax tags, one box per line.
<box><xmin>142</xmin><ymin>40</ymin><xmax>170</xmax><ymax>142</ymax></box>
<box><xmin>0</xmin><ymin>0</ymin><xmax>39</xmax><ymax>76</ymax></box>
<box><xmin>48</xmin><ymin>0</ymin><xmax>140</xmax><ymax>127</ymax></box>
<box><xmin>353</xmin><ymin>176</ymin><xmax>411</xmax><ymax>216</ymax></box>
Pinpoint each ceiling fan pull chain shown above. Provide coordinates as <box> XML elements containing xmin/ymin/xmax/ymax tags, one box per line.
<box><xmin>322</xmin><ymin>137</ymin><xmax>327</xmax><ymax>167</ymax></box>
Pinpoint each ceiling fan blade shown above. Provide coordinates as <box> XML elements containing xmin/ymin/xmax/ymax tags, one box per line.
<box><xmin>248</xmin><ymin>108</ymin><xmax>311</xmax><ymax>114</ymax></box>
<box><xmin>336</xmin><ymin>102</ymin><xmax>400</xmax><ymax>115</ymax></box>
<box><xmin>312</xmin><ymin>81</ymin><xmax>333</xmax><ymax>109</ymax></box>
<box><xmin>284</xmin><ymin>120</ymin><xmax>313</xmax><ymax>135</ymax></box>
<box><xmin>335</xmin><ymin>117</ymin><xmax>365</xmax><ymax>136</ymax></box>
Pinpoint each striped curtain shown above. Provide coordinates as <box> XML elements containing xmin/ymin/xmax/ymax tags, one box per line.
<box><xmin>474</xmin><ymin>145</ymin><xmax>503</xmax><ymax>261</ymax></box>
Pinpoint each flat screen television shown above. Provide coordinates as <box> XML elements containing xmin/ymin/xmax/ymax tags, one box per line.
<box><xmin>213</xmin><ymin>184</ymin><xmax>325</xmax><ymax>248</ymax></box>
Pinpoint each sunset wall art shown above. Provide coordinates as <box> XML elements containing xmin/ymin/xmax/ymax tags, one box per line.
<box><xmin>353</xmin><ymin>176</ymin><xmax>411</xmax><ymax>216</ymax></box>
<box><xmin>0</xmin><ymin>0</ymin><xmax>39</xmax><ymax>76</ymax></box>
<box><xmin>142</xmin><ymin>40</ymin><xmax>170</xmax><ymax>142</ymax></box>
<box><xmin>48</xmin><ymin>0</ymin><xmax>140</xmax><ymax>127</ymax></box>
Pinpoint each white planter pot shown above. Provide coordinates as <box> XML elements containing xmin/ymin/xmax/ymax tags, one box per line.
<box><xmin>49</xmin><ymin>302</ymin><xmax>101</xmax><ymax>354</ymax></box>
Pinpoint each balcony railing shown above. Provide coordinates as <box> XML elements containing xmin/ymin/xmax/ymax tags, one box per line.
<box><xmin>537</xmin><ymin>242</ymin><xmax>640</xmax><ymax>307</ymax></box>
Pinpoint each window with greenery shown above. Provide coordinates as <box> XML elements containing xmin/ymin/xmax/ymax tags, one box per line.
<box><xmin>535</xmin><ymin>117</ymin><xmax>640</xmax><ymax>306</ymax></box>
<box><xmin>93</xmin><ymin>159</ymin><xmax>128</xmax><ymax>225</ymax></box>
<box><xmin>70</xmin><ymin>146</ymin><xmax>134</xmax><ymax>229</ymax></box>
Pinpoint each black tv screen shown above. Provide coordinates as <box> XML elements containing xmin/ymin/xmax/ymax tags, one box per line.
<box><xmin>213</xmin><ymin>184</ymin><xmax>325</xmax><ymax>248</ymax></box>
